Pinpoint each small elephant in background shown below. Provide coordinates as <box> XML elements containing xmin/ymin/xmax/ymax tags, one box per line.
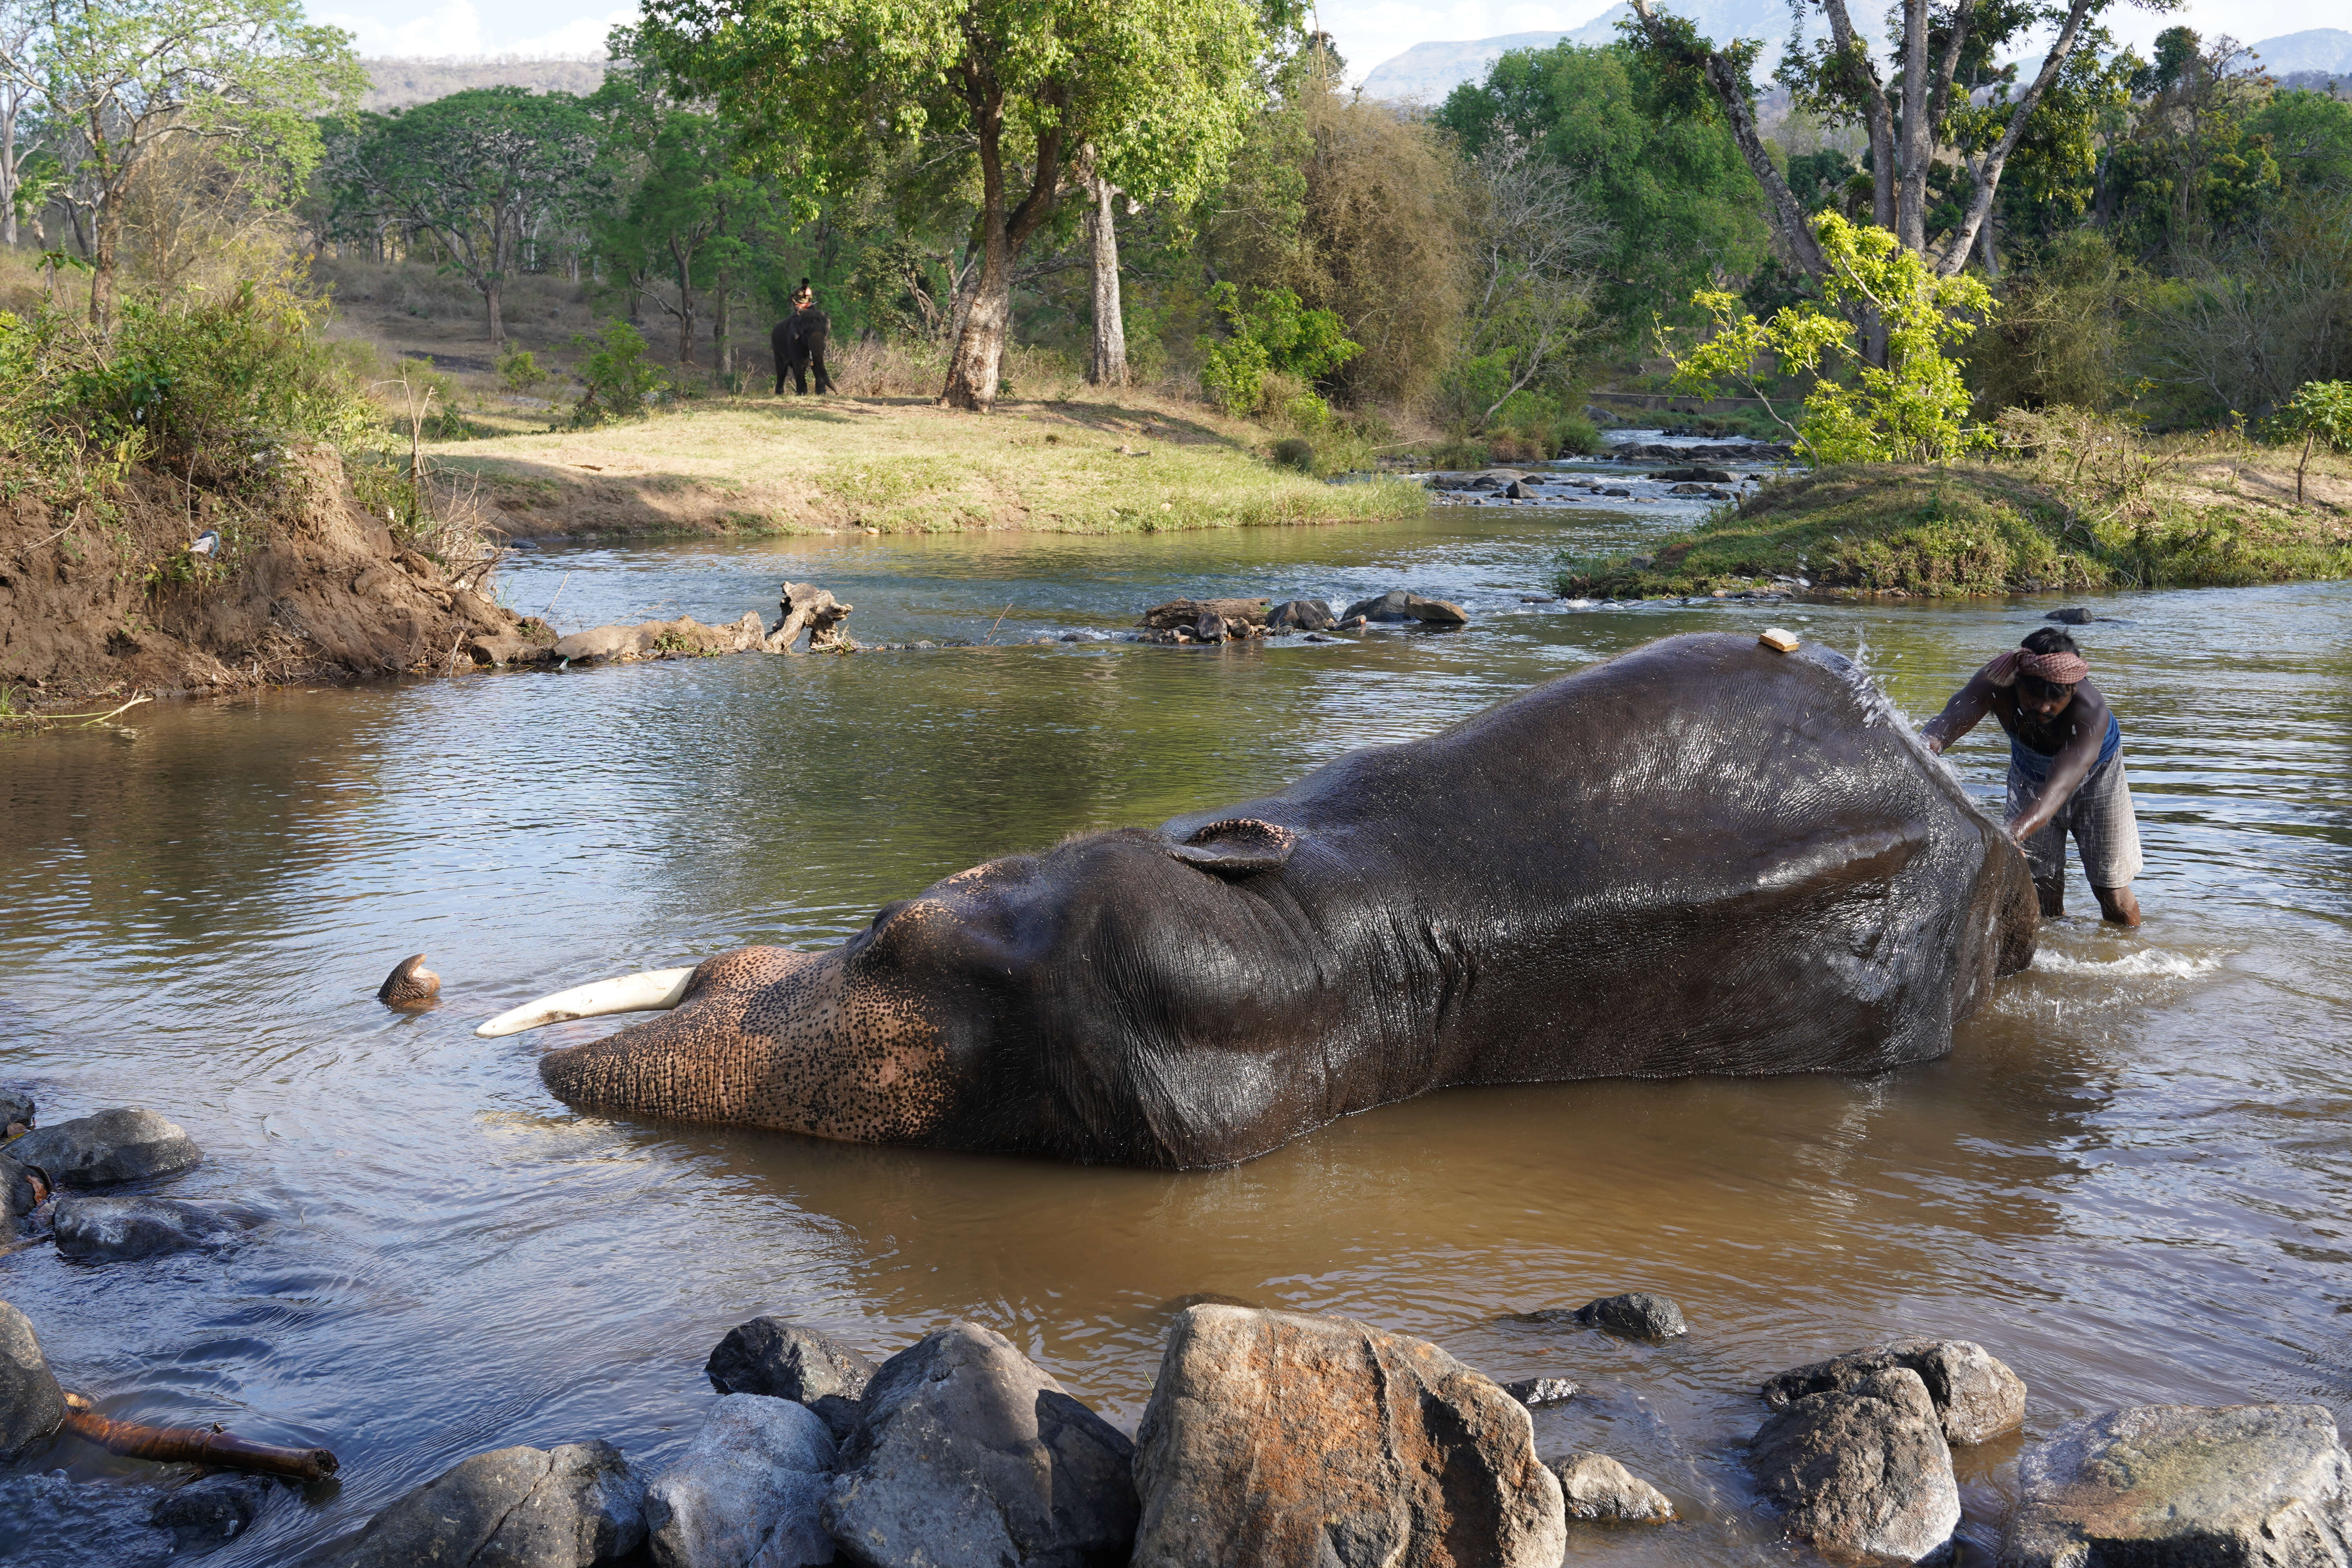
<box><xmin>772</xmin><ymin>279</ymin><xmax>833</xmax><ymax>396</ymax></box>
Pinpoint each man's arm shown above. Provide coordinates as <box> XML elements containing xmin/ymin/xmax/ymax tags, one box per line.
<box><xmin>2008</xmin><ymin>684</ymin><xmax>2109</xmax><ymax>838</ymax></box>
<box><xmin>1921</xmin><ymin>671</ymin><xmax>1995</xmax><ymax>754</ymax></box>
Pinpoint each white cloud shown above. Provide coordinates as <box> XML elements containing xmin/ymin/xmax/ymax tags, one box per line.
<box><xmin>501</xmin><ymin>7</ymin><xmax>637</xmax><ymax>57</ymax></box>
<box><xmin>318</xmin><ymin>0</ymin><xmax>484</xmax><ymax>55</ymax></box>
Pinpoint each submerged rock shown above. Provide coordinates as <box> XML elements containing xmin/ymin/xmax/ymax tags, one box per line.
<box><xmin>1131</xmin><ymin>1304</ymin><xmax>1565</xmax><ymax>1568</ymax></box>
<box><xmin>1</xmin><ymin>1301</ymin><xmax>65</xmax><ymax>1459</ymax></box>
<box><xmin>52</xmin><ymin>1196</ymin><xmax>262</xmax><ymax>1260</ymax></box>
<box><xmin>1503</xmin><ymin>1376</ymin><xmax>1580</xmax><ymax>1408</ymax></box>
<box><xmin>1749</xmin><ymin>1366</ymin><xmax>1958</xmax><ymax>1564</ymax></box>
<box><xmin>1762</xmin><ymin>1338</ymin><xmax>2025</xmax><ymax>1446</ymax></box>
<box><xmin>644</xmin><ymin>1395</ymin><xmax>835</xmax><ymax>1568</ymax></box>
<box><xmin>822</xmin><ymin>1320</ymin><xmax>1136</xmax><ymax>1568</ymax></box>
<box><xmin>6</xmin><ymin>1109</ymin><xmax>200</xmax><ymax>1188</ymax></box>
<box><xmin>1553</xmin><ymin>1454</ymin><xmax>1674</xmax><ymax>1523</ymax></box>
<box><xmin>704</xmin><ymin>1318</ymin><xmax>875</xmax><ymax>1446</ymax></box>
<box><xmin>150</xmin><ymin>1473</ymin><xmax>278</xmax><ymax>1551</ymax></box>
<box><xmin>1337</xmin><ymin>590</ymin><xmax>1470</xmax><ymax>627</ymax></box>
<box><xmin>334</xmin><ymin>1441</ymin><xmax>646</xmax><ymax>1568</ymax></box>
<box><xmin>2044</xmin><ymin>606</ymin><xmax>2096</xmax><ymax>624</ymax></box>
<box><xmin>2000</xmin><ymin>1403</ymin><xmax>2352</xmax><ymax>1568</ymax></box>
<box><xmin>1528</xmin><ymin>1292</ymin><xmax>1686</xmax><ymax>1342</ymax></box>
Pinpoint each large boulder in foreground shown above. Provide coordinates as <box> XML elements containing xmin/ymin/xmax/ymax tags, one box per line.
<box><xmin>705</xmin><ymin>1318</ymin><xmax>874</xmax><ymax>1444</ymax></box>
<box><xmin>1131</xmin><ymin>1305</ymin><xmax>1566</xmax><ymax>1568</ymax></box>
<box><xmin>822</xmin><ymin>1321</ymin><xmax>1136</xmax><ymax>1568</ymax></box>
<box><xmin>5</xmin><ymin>1109</ymin><xmax>199</xmax><ymax>1188</ymax></box>
<box><xmin>1763</xmin><ymin>1338</ymin><xmax>2024</xmax><ymax>1446</ymax></box>
<box><xmin>334</xmin><ymin>1441</ymin><xmax>645</xmax><ymax>1567</ymax></box>
<box><xmin>2000</xmin><ymin>1403</ymin><xmax>2352</xmax><ymax>1568</ymax></box>
<box><xmin>1749</xmin><ymin>1366</ymin><xmax>1958</xmax><ymax>1564</ymax></box>
<box><xmin>53</xmin><ymin>1195</ymin><xmax>262</xmax><ymax>1260</ymax></box>
<box><xmin>0</xmin><ymin>1302</ymin><xmax>65</xmax><ymax>1459</ymax></box>
<box><xmin>645</xmin><ymin>1395</ymin><xmax>834</xmax><ymax>1568</ymax></box>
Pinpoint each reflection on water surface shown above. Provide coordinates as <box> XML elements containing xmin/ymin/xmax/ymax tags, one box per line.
<box><xmin>2</xmin><ymin>508</ymin><xmax>2348</xmax><ymax>1565</ymax></box>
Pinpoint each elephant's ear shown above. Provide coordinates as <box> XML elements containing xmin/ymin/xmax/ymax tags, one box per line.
<box><xmin>1164</xmin><ymin>818</ymin><xmax>1299</xmax><ymax>876</ymax></box>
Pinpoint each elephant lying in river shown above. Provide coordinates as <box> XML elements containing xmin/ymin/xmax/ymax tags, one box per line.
<box><xmin>482</xmin><ymin>632</ymin><xmax>2038</xmax><ymax>1168</ymax></box>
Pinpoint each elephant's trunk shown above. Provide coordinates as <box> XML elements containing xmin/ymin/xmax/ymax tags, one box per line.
<box><xmin>475</xmin><ymin>967</ymin><xmax>698</xmax><ymax>1038</ymax></box>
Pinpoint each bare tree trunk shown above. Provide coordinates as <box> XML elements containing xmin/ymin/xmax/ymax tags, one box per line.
<box><xmin>486</xmin><ymin>278</ymin><xmax>502</xmax><ymax>344</ymax></box>
<box><xmin>1085</xmin><ymin>172</ymin><xmax>1128</xmax><ymax>387</ymax></box>
<box><xmin>714</xmin><ymin>273</ymin><xmax>732</xmax><ymax>379</ymax></box>
<box><xmin>91</xmin><ymin>184</ymin><xmax>118</xmax><ymax>330</ymax></box>
<box><xmin>942</xmin><ymin>114</ymin><xmax>1012</xmax><ymax>411</ymax></box>
<box><xmin>1</xmin><ymin>105</ymin><xmax>15</xmax><ymax>247</ymax></box>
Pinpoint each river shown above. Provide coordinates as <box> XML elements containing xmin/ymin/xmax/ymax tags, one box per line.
<box><xmin>3</xmin><ymin>499</ymin><xmax>2348</xmax><ymax>1565</ymax></box>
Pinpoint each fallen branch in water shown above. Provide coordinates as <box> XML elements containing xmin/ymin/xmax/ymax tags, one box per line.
<box><xmin>62</xmin><ymin>1392</ymin><xmax>340</xmax><ymax>1483</ymax></box>
<box><xmin>0</xmin><ymin>694</ymin><xmax>153</xmax><ymax>729</ymax></box>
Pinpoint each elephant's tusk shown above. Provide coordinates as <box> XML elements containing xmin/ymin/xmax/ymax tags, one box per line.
<box><xmin>475</xmin><ymin>967</ymin><xmax>698</xmax><ymax>1038</ymax></box>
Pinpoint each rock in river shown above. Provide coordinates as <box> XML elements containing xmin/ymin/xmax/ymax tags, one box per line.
<box><xmin>1338</xmin><ymin>589</ymin><xmax>1470</xmax><ymax>627</ymax></box>
<box><xmin>2000</xmin><ymin>1403</ymin><xmax>2352</xmax><ymax>1568</ymax></box>
<box><xmin>334</xmin><ymin>1441</ymin><xmax>646</xmax><ymax>1568</ymax></box>
<box><xmin>1</xmin><ymin>1087</ymin><xmax>32</xmax><ymax>1135</ymax></box>
<box><xmin>822</xmin><ymin>1320</ymin><xmax>1136</xmax><ymax>1568</ymax></box>
<box><xmin>1266</xmin><ymin>598</ymin><xmax>1335</xmax><ymax>632</ymax></box>
<box><xmin>1554</xmin><ymin>1454</ymin><xmax>1674</xmax><ymax>1523</ymax></box>
<box><xmin>52</xmin><ymin>1195</ymin><xmax>262</xmax><ymax>1260</ymax></box>
<box><xmin>1749</xmin><ymin>1366</ymin><xmax>1958</xmax><ymax>1564</ymax></box>
<box><xmin>1</xmin><ymin>1301</ymin><xmax>65</xmax><ymax>1459</ymax></box>
<box><xmin>1131</xmin><ymin>1305</ymin><xmax>1566</xmax><ymax>1568</ymax></box>
<box><xmin>704</xmin><ymin>1317</ymin><xmax>875</xmax><ymax>1446</ymax></box>
<box><xmin>1516</xmin><ymin>1292</ymin><xmax>1686</xmax><ymax>1342</ymax></box>
<box><xmin>1762</xmin><ymin>1338</ymin><xmax>2025</xmax><ymax>1446</ymax></box>
<box><xmin>5</xmin><ymin>1109</ymin><xmax>200</xmax><ymax>1188</ymax></box>
<box><xmin>644</xmin><ymin>1395</ymin><xmax>835</xmax><ymax>1568</ymax></box>
<box><xmin>1504</xmin><ymin>1375</ymin><xmax>1579</xmax><ymax>1408</ymax></box>
<box><xmin>0</xmin><ymin>1156</ymin><xmax>41</xmax><ymax>1234</ymax></box>
<box><xmin>151</xmin><ymin>1473</ymin><xmax>278</xmax><ymax>1552</ymax></box>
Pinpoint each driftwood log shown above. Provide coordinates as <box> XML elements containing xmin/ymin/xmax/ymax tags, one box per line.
<box><xmin>768</xmin><ymin>581</ymin><xmax>854</xmax><ymax>653</ymax></box>
<box><xmin>62</xmin><ymin>1391</ymin><xmax>339</xmax><ymax>1483</ymax></box>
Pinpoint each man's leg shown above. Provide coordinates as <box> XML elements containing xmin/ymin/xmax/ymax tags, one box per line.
<box><xmin>2076</xmin><ymin>757</ymin><xmax>2145</xmax><ymax>927</ymax></box>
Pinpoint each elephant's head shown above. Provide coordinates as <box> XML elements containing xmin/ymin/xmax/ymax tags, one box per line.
<box><xmin>475</xmin><ymin>816</ymin><xmax>1313</xmax><ymax>1160</ymax></box>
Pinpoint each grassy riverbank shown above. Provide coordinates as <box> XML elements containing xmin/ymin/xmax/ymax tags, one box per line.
<box><xmin>414</xmin><ymin>390</ymin><xmax>1425</xmax><ymax>539</ymax></box>
<box><xmin>1559</xmin><ymin>443</ymin><xmax>2352</xmax><ymax>599</ymax></box>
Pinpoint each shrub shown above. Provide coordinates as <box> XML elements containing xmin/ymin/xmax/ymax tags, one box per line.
<box><xmin>569</xmin><ymin>320</ymin><xmax>668</xmax><ymax>426</ymax></box>
<box><xmin>1198</xmin><ymin>282</ymin><xmax>1359</xmax><ymax>416</ymax></box>
<box><xmin>0</xmin><ymin>274</ymin><xmax>373</xmax><ymax>481</ymax></box>
<box><xmin>1270</xmin><ymin>436</ymin><xmax>1315</xmax><ymax>470</ymax></box>
<box><xmin>497</xmin><ymin>346</ymin><xmax>546</xmax><ymax>395</ymax></box>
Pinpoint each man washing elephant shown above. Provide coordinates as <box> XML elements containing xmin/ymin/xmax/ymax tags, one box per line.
<box><xmin>1922</xmin><ymin>627</ymin><xmax>2142</xmax><ymax>927</ymax></box>
<box><xmin>475</xmin><ymin>633</ymin><xmax>2040</xmax><ymax>1169</ymax></box>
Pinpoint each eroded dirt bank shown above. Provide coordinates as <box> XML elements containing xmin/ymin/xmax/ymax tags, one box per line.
<box><xmin>0</xmin><ymin>450</ymin><xmax>549</xmax><ymax>708</ymax></box>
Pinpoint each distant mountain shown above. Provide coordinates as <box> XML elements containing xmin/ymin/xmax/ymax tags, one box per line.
<box><xmin>362</xmin><ymin>56</ymin><xmax>610</xmax><ymax>112</ymax></box>
<box><xmin>1358</xmin><ymin>0</ymin><xmax>1797</xmax><ymax>104</ymax></box>
<box><xmin>1359</xmin><ymin>13</ymin><xmax>1626</xmax><ymax>103</ymax></box>
<box><xmin>2248</xmin><ymin>29</ymin><xmax>2352</xmax><ymax>76</ymax></box>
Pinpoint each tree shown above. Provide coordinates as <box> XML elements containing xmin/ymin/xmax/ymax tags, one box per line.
<box><xmin>0</xmin><ymin>0</ymin><xmax>44</xmax><ymax>245</ymax></box>
<box><xmin>330</xmin><ymin>87</ymin><xmax>600</xmax><ymax>343</ymax></box>
<box><xmin>1445</xmin><ymin>140</ymin><xmax>1603</xmax><ymax>429</ymax></box>
<box><xmin>2279</xmin><ymin>379</ymin><xmax>2352</xmax><ymax>503</ymax></box>
<box><xmin>1434</xmin><ymin>40</ymin><xmax>1766</xmax><ymax>339</ymax></box>
<box><xmin>1668</xmin><ymin>214</ymin><xmax>1994</xmax><ymax>464</ymax></box>
<box><xmin>1083</xmin><ymin>160</ymin><xmax>1126</xmax><ymax>385</ymax></box>
<box><xmin>32</xmin><ymin>0</ymin><xmax>363</xmax><ymax>327</ymax></box>
<box><xmin>637</xmin><ymin>0</ymin><xmax>1266</xmax><ymax>412</ymax></box>
<box><xmin>1622</xmin><ymin>0</ymin><xmax>2180</xmax><ymax>283</ymax></box>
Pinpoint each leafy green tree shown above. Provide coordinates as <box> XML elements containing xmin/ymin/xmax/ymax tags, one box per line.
<box><xmin>31</xmin><ymin>0</ymin><xmax>363</xmax><ymax>327</ymax></box>
<box><xmin>1669</xmin><ymin>214</ymin><xmax>1994</xmax><ymax>464</ymax></box>
<box><xmin>637</xmin><ymin>0</ymin><xmax>1266</xmax><ymax>411</ymax></box>
<box><xmin>569</xmin><ymin>318</ymin><xmax>668</xmax><ymax>424</ymax></box>
<box><xmin>1435</xmin><ymin>41</ymin><xmax>1766</xmax><ymax>339</ymax></box>
<box><xmin>329</xmin><ymin>87</ymin><xmax>600</xmax><ymax>343</ymax></box>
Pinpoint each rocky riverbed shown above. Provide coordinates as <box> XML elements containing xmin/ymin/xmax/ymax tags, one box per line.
<box><xmin>7</xmin><ymin>1093</ymin><xmax>2350</xmax><ymax>1567</ymax></box>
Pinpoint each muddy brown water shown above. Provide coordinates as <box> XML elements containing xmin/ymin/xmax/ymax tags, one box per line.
<box><xmin>2</xmin><ymin>503</ymin><xmax>2348</xmax><ymax>1565</ymax></box>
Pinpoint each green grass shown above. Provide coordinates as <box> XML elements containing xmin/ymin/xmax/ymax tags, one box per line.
<box><xmin>414</xmin><ymin>389</ymin><xmax>1428</xmax><ymax>538</ymax></box>
<box><xmin>1560</xmin><ymin>459</ymin><xmax>2352</xmax><ymax>599</ymax></box>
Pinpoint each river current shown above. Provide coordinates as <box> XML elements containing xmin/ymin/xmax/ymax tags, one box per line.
<box><xmin>3</xmin><ymin>497</ymin><xmax>2348</xmax><ymax>1565</ymax></box>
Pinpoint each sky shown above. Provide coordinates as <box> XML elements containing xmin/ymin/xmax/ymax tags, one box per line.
<box><xmin>310</xmin><ymin>0</ymin><xmax>2342</xmax><ymax>78</ymax></box>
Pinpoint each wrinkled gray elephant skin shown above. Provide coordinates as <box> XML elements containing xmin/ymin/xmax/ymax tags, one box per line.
<box><xmin>524</xmin><ymin>633</ymin><xmax>2038</xmax><ymax>1168</ymax></box>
